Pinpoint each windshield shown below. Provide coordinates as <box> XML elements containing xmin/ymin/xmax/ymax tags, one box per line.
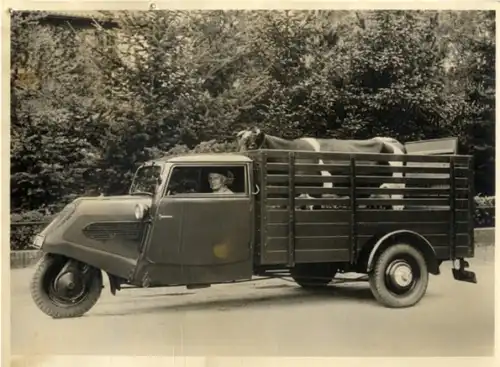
<box><xmin>129</xmin><ymin>164</ymin><xmax>163</xmax><ymax>195</ymax></box>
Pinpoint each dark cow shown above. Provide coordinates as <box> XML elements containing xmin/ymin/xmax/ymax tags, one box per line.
<box><xmin>236</xmin><ymin>126</ymin><xmax>407</xmax><ymax>210</ymax></box>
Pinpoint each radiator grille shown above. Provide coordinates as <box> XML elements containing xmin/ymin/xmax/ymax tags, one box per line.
<box><xmin>83</xmin><ymin>221</ymin><xmax>143</xmax><ymax>241</ymax></box>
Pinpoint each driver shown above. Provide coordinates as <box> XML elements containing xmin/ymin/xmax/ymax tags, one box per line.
<box><xmin>208</xmin><ymin>170</ymin><xmax>234</xmax><ymax>194</ymax></box>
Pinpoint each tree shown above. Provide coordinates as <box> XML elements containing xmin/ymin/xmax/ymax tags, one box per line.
<box><xmin>10</xmin><ymin>11</ymin><xmax>103</xmax><ymax>212</ymax></box>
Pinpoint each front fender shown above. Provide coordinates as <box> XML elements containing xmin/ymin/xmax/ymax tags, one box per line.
<box><xmin>366</xmin><ymin>230</ymin><xmax>440</xmax><ymax>275</ymax></box>
<box><xmin>40</xmin><ymin>195</ymin><xmax>152</xmax><ymax>281</ymax></box>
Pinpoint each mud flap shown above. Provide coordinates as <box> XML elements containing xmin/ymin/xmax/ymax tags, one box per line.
<box><xmin>452</xmin><ymin>259</ymin><xmax>477</xmax><ymax>284</ymax></box>
<box><xmin>107</xmin><ymin>273</ymin><xmax>123</xmax><ymax>295</ymax></box>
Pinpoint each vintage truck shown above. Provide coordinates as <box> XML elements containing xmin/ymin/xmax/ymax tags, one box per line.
<box><xmin>29</xmin><ymin>138</ymin><xmax>477</xmax><ymax>318</ymax></box>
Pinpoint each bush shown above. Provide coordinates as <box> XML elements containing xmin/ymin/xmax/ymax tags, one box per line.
<box><xmin>474</xmin><ymin>195</ymin><xmax>495</xmax><ymax>228</ymax></box>
<box><xmin>10</xmin><ymin>140</ymin><xmax>237</xmax><ymax>250</ymax></box>
<box><xmin>10</xmin><ymin>210</ymin><xmax>52</xmax><ymax>251</ymax></box>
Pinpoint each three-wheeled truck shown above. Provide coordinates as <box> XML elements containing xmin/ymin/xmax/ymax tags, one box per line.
<box><xmin>29</xmin><ymin>139</ymin><xmax>478</xmax><ymax>318</ymax></box>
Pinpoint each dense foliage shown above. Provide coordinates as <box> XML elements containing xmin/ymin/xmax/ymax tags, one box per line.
<box><xmin>11</xmin><ymin>10</ymin><xmax>495</xmax><ymax>235</ymax></box>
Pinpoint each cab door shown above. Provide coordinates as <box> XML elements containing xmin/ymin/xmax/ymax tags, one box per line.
<box><xmin>180</xmin><ymin>194</ymin><xmax>253</xmax><ymax>284</ymax></box>
<box><xmin>179</xmin><ymin>163</ymin><xmax>254</xmax><ymax>284</ymax></box>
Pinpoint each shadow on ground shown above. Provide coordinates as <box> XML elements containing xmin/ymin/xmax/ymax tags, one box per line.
<box><xmin>89</xmin><ymin>284</ymin><xmax>378</xmax><ymax>317</ymax></box>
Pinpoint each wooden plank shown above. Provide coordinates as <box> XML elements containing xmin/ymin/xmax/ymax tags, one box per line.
<box><xmin>267</xmin><ymin>209</ymin><xmax>349</xmax><ymax>224</ymax></box>
<box><xmin>268</xmin><ymin>174</ymin><xmax>350</xmax><ymax>185</ymax></box>
<box><xmin>267</xmin><ymin>222</ymin><xmax>351</xmax><ymax>237</ymax></box>
<box><xmin>356</xmin><ymin>221</ymin><xmax>469</xmax><ymax>236</ymax></box>
<box><xmin>404</xmin><ymin>137</ymin><xmax>459</xmax><ymax>155</ymax></box>
<box><xmin>267</xmin><ymin>197</ymin><xmax>469</xmax><ymax>208</ymax></box>
<box><xmin>267</xmin><ymin>221</ymin><xmax>469</xmax><ymax>239</ymax></box>
<box><xmin>424</xmin><ymin>233</ymin><xmax>471</xmax><ymax>248</ymax></box>
<box><xmin>266</xmin><ymin>162</ymin><xmax>469</xmax><ymax>176</ymax></box>
<box><xmin>259</xmin><ymin>237</ymin><xmax>472</xmax><ymax>267</ymax></box>
<box><xmin>267</xmin><ymin>197</ymin><xmax>351</xmax><ymax>207</ymax></box>
<box><xmin>355</xmin><ymin>187</ymin><xmax>466</xmax><ymax>196</ymax></box>
<box><xmin>260</xmin><ymin>250</ymin><xmax>287</xmax><ymax>265</ymax></box>
<box><xmin>287</xmin><ymin>152</ymin><xmax>296</xmax><ymax>266</ymax></box>
<box><xmin>262</xmin><ymin>149</ymin><xmax>471</xmax><ymax>164</ymax></box>
<box><xmin>260</xmin><ymin>249</ymin><xmax>349</xmax><ymax>266</ymax></box>
<box><xmin>294</xmin><ymin>249</ymin><xmax>351</xmax><ymax>263</ymax></box>
<box><xmin>259</xmin><ymin>156</ymin><xmax>268</xmax><ymax>266</ymax></box>
<box><xmin>266</xmin><ymin>236</ymin><xmax>351</xmax><ymax>251</ymax></box>
<box><xmin>267</xmin><ymin>162</ymin><xmax>349</xmax><ymax>172</ymax></box>
<box><xmin>267</xmin><ymin>185</ymin><xmax>351</xmax><ymax>196</ymax></box>
<box><xmin>266</xmin><ymin>185</ymin><xmax>468</xmax><ymax>196</ymax></box>
<box><xmin>267</xmin><ymin>174</ymin><xmax>468</xmax><ymax>186</ymax></box>
<box><xmin>434</xmin><ymin>245</ymin><xmax>472</xmax><ymax>259</ymax></box>
<box><xmin>266</xmin><ymin>208</ymin><xmax>470</xmax><ymax>224</ymax></box>
<box><xmin>356</xmin><ymin>198</ymin><xmax>451</xmax><ymax>207</ymax></box>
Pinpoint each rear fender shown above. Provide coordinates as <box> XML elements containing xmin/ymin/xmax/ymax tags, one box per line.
<box><xmin>366</xmin><ymin>230</ymin><xmax>440</xmax><ymax>275</ymax></box>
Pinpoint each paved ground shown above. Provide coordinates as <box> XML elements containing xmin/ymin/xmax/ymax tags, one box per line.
<box><xmin>11</xmin><ymin>247</ymin><xmax>495</xmax><ymax>357</ymax></box>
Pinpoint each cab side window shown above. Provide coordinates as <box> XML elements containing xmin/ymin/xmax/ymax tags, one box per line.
<box><xmin>165</xmin><ymin>165</ymin><xmax>247</xmax><ymax>196</ymax></box>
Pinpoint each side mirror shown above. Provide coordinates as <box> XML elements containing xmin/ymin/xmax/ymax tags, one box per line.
<box><xmin>135</xmin><ymin>203</ymin><xmax>150</xmax><ymax>220</ymax></box>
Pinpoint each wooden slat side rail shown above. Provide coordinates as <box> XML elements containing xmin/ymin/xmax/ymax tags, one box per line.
<box><xmin>249</xmin><ymin>146</ymin><xmax>473</xmax><ymax>267</ymax></box>
<box><xmin>266</xmin><ymin>209</ymin><xmax>470</xmax><ymax>224</ymax></box>
<box><xmin>266</xmin><ymin>162</ymin><xmax>469</xmax><ymax>176</ymax></box>
<box><xmin>260</xmin><ymin>149</ymin><xmax>471</xmax><ymax>164</ymax></box>
<box><xmin>266</xmin><ymin>174</ymin><xmax>468</xmax><ymax>186</ymax></box>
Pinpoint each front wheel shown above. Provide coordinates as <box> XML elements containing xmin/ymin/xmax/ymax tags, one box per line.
<box><xmin>30</xmin><ymin>254</ymin><xmax>103</xmax><ymax>318</ymax></box>
<box><xmin>369</xmin><ymin>244</ymin><xmax>429</xmax><ymax>308</ymax></box>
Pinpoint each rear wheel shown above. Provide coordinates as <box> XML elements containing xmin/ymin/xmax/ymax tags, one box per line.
<box><xmin>291</xmin><ymin>263</ymin><xmax>337</xmax><ymax>289</ymax></box>
<box><xmin>369</xmin><ymin>243</ymin><xmax>429</xmax><ymax>308</ymax></box>
<box><xmin>30</xmin><ymin>254</ymin><xmax>103</xmax><ymax>318</ymax></box>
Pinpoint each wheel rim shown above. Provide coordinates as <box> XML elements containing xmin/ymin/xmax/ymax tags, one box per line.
<box><xmin>43</xmin><ymin>261</ymin><xmax>92</xmax><ymax>307</ymax></box>
<box><xmin>384</xmin><ymin>256</ymin><xmax>420</xmax><ymax>296</ymax></box>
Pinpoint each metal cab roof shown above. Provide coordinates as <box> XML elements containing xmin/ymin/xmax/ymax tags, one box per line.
<box><xmin>146</xmin><ymin>153</ymin><xmax>253</xmax><ymax>165</ymax></box>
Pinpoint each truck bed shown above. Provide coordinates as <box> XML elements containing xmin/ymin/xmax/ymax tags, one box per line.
<box><xmin>245</xmin><ymin>146</ymin><xmax>474</xmax><ymax>268</ymax></box>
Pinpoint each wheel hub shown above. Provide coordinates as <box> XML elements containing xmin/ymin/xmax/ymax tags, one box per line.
<box><xmin>54</xmin><ymin>271</ymin><xmax>85</xmax><ymax>301</ymax></box>
<box><xmin>387</xmin><ymin>260</ymin><xmax>413</xmax><ymax>288</ymax></box>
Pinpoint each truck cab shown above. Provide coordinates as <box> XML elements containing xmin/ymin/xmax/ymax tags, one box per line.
<box><xmin>33</xmin><ymin>153</ymin><xmax>257</xmax><ymax>295</ymax></box>
<box><xmin>133</xmin><ymin>154</ymin><xmax>256</xmax><ymax>287</ymax></box>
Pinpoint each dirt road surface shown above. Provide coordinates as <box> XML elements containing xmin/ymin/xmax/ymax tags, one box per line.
<box><xmin>11</xmin><ymin>247</ymin><xmax>495</xmax><ymax>357</ymax></box>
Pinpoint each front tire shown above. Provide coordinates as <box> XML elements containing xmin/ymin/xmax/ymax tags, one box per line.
<box><xmin>30</xmin><ymin>254</ymin><xmax>103</xmax><ymax>319</ymax></box>
<box><xmin>369</xmin><ymin>244</ymin><xmax>429</xmax><ymax>308</ymax></box>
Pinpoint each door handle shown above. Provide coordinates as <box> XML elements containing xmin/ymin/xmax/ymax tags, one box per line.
<box><xmin>158</xmin><ymin>214</ymin><xmax>173</xmax><ymax>219</ymax></box>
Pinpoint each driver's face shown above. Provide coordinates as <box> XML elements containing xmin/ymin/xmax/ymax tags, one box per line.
<box><xmin>208</xmin><ymin>174</ymin><xmax>224</xmax><ymax>190</ymax></box>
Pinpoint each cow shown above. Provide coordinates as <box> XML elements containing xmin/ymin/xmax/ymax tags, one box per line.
<box><xmin>236</xmin><ymin>126</ymin><xmax>407</xmax><ymax>211</ymax></box>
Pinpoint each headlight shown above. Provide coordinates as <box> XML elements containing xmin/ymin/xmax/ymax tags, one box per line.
<box><xmin>134</xmin><ymin>204</ymin><xmax>148</xmax><ymax>220</ymax></box>
<box><xmin>32</xmin><ymin>235</ymin><xmax>45</xmax><ymax>249</ymax></box>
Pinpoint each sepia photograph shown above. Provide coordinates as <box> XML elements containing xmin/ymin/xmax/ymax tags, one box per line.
<box><xmin>7</xmin><ymin>4</ymin><xmax>496</xmax><ymax>361</ymax></box>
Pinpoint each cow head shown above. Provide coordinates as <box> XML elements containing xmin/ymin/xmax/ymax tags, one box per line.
<box><xmin>235</xmin><ymin>126</ymin><xmax>265</xmax><ymax>152</ymax></box>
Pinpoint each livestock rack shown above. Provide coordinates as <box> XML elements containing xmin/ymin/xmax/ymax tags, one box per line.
<box><xmin>244</xmin><ymin>148</ymin><xmax>475</xmax><ymax>271</ymax></box>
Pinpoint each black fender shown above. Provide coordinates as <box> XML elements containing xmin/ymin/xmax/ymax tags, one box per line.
<box><xmin>366</xmin><ymin>230</ymin><xmax>440</xmax><ymax>275</ymax></box>
<box><xmin>41</xmin><ymin>241</ymin><xmax>137</xmax><ymax>282</ymax></box>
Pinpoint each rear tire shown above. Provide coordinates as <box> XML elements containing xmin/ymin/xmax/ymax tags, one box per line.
<box><xmin>369</xmin><ymin>244</ymin><xmax>429</xmax><ymax>308</ymax></box>
<box><xmin>30</xmin><ymin>254</ymin><xmax>103</xmax><ymax>319</ymax></box>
